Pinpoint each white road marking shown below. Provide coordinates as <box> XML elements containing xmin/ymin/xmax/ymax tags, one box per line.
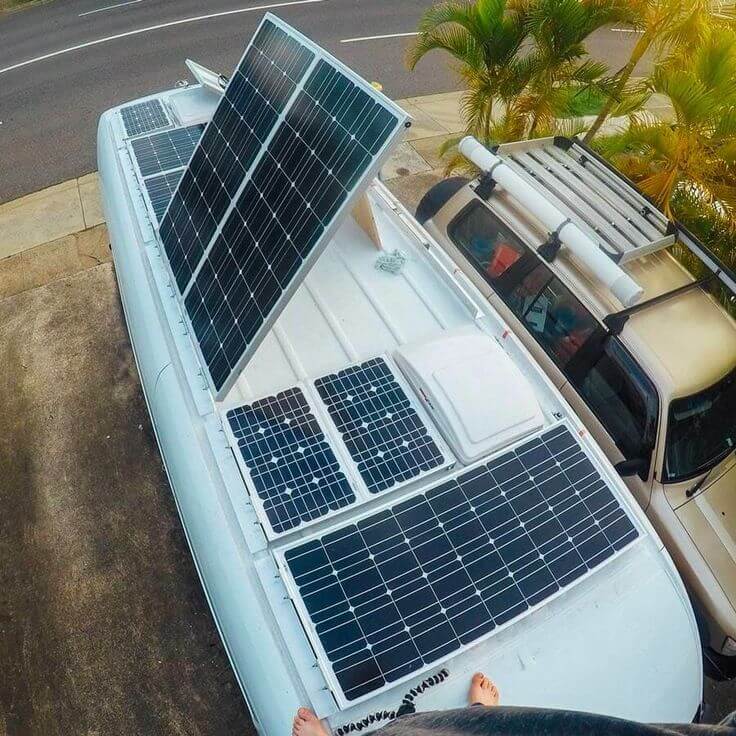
<box><xmin>0</xmin><ymin>0</ymin><xmax>325</xmax><ymax>76</ymax></box>
<box><xmin>611</xmin><ymin>27</ymin><xmax>644</xmax><ymax>32</ymax></box>
<box><xmin>340</xmin><ymin>31</ymin><xmax>418</xmax><ymax>43</ymax></box>
<box><xmin>79</xmin><ymin>0</ymin><xmax>144</xmax><ymax>17</ymax></box>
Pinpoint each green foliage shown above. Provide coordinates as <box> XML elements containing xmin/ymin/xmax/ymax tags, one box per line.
<box><xmin>584</xmin><ymin>0</ymin><xmax>735</xmax><ymax>141</ymax></box>
<box><xmin>594</xmin><ymin>27</ymin><xmax>736</xmax><ymax>222</ymax></box>
<box><xmin>555</xmin><ymin>85</ymin><xmax>606</xmax><ymax>117</ymax></box>
<box><xmin>407</xmin><ymin>0</ymin><xmax>628</xmax><ymax>147</ymax></box>
<box><xmin>671</xmin><ymin>193</ymin><xmax>736</xmax><ymax>316</ymax></box>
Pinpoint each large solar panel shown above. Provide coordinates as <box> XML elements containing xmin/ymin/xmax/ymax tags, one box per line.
<box><xmin>282</xmin><ymin>423</ymin><xmax>639</xmax><ymax>703</ymax></box>
<box><xmin>144</xmin><ymin>170</ymin><xmax>184</xmax><ymax>223</ymax></box>
<box><xmin>315</xmin><ymin>358</ymin><xmax>447</xmax><ymax>494</ymax></box>
<box><xmin>227</xmin><ymin>387</ymin><xmax>355</xmax><ymax>535</ymax></box>
<box><xmin>121</xmin><ymin>99</ymin><xmax>170</xmax><ymax>137</ymax></box>
<box><xmin>159</xmin><ymin>19</ymin><xmax>316</xmax><ymax>292</ymax></box>
<box><xmin>177</xmin><ymin>18</ymin><xmax>406</xmax><ymax>396</ymax></box>
<box><xmin>131</xmin><ymin>124</ymin><xmax>205</xmax><ymax>177</ymax></box>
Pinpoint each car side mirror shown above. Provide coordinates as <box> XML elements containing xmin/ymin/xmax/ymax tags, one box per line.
<box><xmin>614</xmin><ymin>457</ymin><xmax>648</xmax><ymax>478</ymax></box>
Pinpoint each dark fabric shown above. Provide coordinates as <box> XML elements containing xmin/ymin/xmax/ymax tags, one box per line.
<box><xmin>372</xmin><ymin>706</ymin><xmax>735</xmax><ymax>736</ymax></box>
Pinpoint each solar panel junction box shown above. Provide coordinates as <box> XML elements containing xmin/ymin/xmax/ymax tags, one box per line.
<box><xmin>394</xmin><ymin>329</ymin><xmax>545</xmax><ymax>464</ymax></box>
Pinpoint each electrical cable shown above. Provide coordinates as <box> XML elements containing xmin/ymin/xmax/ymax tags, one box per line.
<box><xmin>333</xmin><ymin>668</ymin><xmax>449</xmax><ymax>736</ymax></box>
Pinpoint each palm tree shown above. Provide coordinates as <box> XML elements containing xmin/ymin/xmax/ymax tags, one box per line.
<box><xmin>519</xmin><ymin>0</ymin><xmax>629</xmax><ymax>134</ymax></box>
<box><xmin>583</xmin><ymin>0</ymin><xmax>735</xmax><ymax>142</ymax></box>
<box><xmin>406</xmin><ymin>0</ymin><xmax>530</xmax><ymax>143</ymax></box>
<box><xmin>595</xmin><ymin>27</ymin><xmax>736</xmax><ymax>222</ymax></box>
<box><xmin>406</xmin><ymin>0</ymin><xmax>628</xmax><ymax>146</ymax></box>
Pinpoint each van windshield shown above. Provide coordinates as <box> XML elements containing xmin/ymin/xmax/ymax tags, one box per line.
<box><xmin>664</xmin><ymin>367</ymin><xmax>736</xmax><ymax>482</ymax></box>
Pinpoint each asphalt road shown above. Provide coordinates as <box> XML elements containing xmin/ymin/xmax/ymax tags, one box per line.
<box><xmin>0</xmin><ymin>0</ymin><xmax>645</xmax><ymax>203</ymax></box>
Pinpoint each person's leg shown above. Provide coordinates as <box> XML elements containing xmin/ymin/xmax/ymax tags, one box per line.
<box><xmin>292</xmin><ymin>707</ymin><xmax>330</xmax><ymax>736</ymax></box>
<box><xmin>468</xmin><ymin>672</ymin><xmax>500</xmax><ymax>707</ymax></box>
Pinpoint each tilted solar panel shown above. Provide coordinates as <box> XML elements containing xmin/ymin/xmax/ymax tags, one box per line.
<box><xmin>282</xmin><ymin>424</ymin><xmax>639</xmax><ymax>703</ymax></box>
<box><xmin>315</xmin><ymin>358</ymin><xmax>447</xmax><ymax>494</ymax></box>
<box><xmin>159</xmin><ymin>19</ymin><xmax>315</xmax><ymax>292</ymax></box>
<box><xmin>227</xmin><ymin>387</ymin><xmax>355</xmax><ymax>535</ymax></box>
<box><xmin>131</xmin><ymin>124</ymin><xmax>205</xmax><ymax>178</ymax></box>
<box><xmin>121</xmin><ymin>99</ymin><xmax>171</xmax><ymax>137</ymax></box>
<box><xmin>174</xmin><ymin>16</ymin><xmax>406</xmax><ymax>395</ymax></box>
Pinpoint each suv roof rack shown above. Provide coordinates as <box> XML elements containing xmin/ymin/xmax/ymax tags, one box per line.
<box><xmin>463</xmin><ymin>135</ymin><xmax>736</xmax><ymax>327</ymax></box>
<box><xmin>494</xmin><ymin>136</ymin><xmax>676</xmax><ymax>264</ymax></box>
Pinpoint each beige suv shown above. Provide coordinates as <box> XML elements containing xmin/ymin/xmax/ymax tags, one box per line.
<box><xmin>418</xmin><ymin>135</ymin><xmax>736</xmax><ymax>677</ymax></box>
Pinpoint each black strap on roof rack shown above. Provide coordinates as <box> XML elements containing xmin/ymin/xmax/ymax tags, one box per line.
<box><xmin>475</xmin><ymin>160</ymin><xmax>504</xmax><ymax>200</ymax></box>
<box><xmin>538</xmin><ymin>220</ymin><xmax>571</xmax><ymax>262</ymax></box>
<box><xmin>603</xmin><ymin>273</ymin><xmax>719</xmax><ymax>335</ymax></box>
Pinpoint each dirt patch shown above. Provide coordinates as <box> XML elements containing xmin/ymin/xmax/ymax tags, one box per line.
<box><xmin>0</xmin><ymin>264</ymin><xmax>253</xmax><ymax>735</ymax></box>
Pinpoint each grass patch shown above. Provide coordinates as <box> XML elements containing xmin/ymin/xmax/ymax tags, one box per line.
<box><xmin>556</xmin><ymin>86</ymin><xmax>606</xmax><ymax>118</ymax></box>
<box><xmin>0</xmin><ymin>0</ymin><xmax>51</xmax><ymax>15</ymax></box>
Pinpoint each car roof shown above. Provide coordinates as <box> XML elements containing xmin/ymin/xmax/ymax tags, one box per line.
<box><xmin>623</xmin><ymin>253</ymin><xmax>736</xmax><ymax>398</ymax></box>
<box><xmin>562</xmin><ymin>245</ymin><xmax>736</xmax><ymax>399</ymax></box>
<box><xmin>472</xmin><ymin>186</ymin><xmax>736</xmax><ymax>401</ymax></box>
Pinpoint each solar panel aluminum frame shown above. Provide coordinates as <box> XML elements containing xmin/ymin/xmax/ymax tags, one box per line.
<box><xmin>312</xmin><ymin>354</ymin><xmax>455</xmax><ymax>496</ymax></box>
<box><xmin>157</xmin><ymin>14</ymin><xmax>409</xmax><ymax>401</ymax></box>
<box><xmin>271</xmin><ymin>419</ymin><xmax>645</xmax><ymax>708</ymax></box>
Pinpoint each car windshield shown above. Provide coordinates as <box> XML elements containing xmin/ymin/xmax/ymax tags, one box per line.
<box><xmin>664</xmin><ymin>367</ymin><xmax>736</xmax><ymax>482</ymax></box>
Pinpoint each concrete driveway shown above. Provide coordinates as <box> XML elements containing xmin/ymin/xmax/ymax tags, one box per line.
<box><xmin>0</xmin><ymin>262</ymin><xmax>253</xmax><ymax>735</ymax></box>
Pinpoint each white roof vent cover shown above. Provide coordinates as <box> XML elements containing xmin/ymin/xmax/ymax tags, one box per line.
<box><xmin>394</xmin><ymin>331</ymin><xmax>544</xmax><ymax>464</ymax></box>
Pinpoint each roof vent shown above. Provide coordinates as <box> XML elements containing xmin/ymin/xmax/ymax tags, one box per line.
<box><xmin>394</xmin><ymin>330</ymin><xmax>544</xmax><ymax>464</ymax></box>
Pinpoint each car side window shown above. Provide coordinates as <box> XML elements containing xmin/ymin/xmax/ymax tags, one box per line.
<box><xmin>448</xmin><ymin>200</ymin><xmax>659</xmax><ymax>479</ymax></box>
<box><xmin>504</xmin><ymin>267</ymin><xmax>600</xmax><ymax>370</ymax></box>
<box><xmin>448</xmin><ymin>202</ymin><xmax>526</xmax><ymax>281</ymax></box>
<box><xmin>572</xmin><ymin>338</ymin><xmax>659</xmax><ymax>478</ymax></box>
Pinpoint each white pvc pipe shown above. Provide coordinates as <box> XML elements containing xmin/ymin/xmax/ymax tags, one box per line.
<box><xmin>458</xmin><ymin>136</ymin><xmax>643</xmax><ymax>307</ymax></box>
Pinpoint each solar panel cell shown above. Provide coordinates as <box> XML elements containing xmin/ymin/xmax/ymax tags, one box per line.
<box><xmin>227</xmin><ymin>387</ymin><xmax>355</xmax><ymax>534</ymax></box>
<box><xmin>144</xmin><ymin>170</ymin><xmax>184</xmax><ymax>223</ymax></box>
<box><xmin>121</xmin><ymin>99</ymin><xmax>170</xmax><ymax>137</ymax></box>
<box><xmin>159</xmin><ymin>20</ymin><xmax>315</xmax><ymax>293</ymax></box>
<box><xmin>315</xmin><ymin>358</ymin><xmax>446</xmax><ymax>493</ymax></box>
<box><xmin>284</xmin><ymin>424</ymin><xmax>639</xmax><ymax>702</ymax></box>
<box><xmin>131</xmin><ymin>125</ymin><xmax>204</xmax><ymax>177</ymax></box>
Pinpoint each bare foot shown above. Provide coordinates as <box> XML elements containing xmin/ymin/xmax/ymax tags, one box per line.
<box><xmin>293</xmin><ymin>708</ymin><xmax>329</xmax><ymax>736</ymax></box>
<box><xmin>468</xmin><ymin>672</ymin><xmax>500</xmax><ymax>707</ymax></box>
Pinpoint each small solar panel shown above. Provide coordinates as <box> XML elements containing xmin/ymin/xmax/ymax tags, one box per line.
<box><xmin>315</xmin><ymin>358</ymin><xmax>447</xmax><ymax>493</ymax></box>
<box><xmin>131</xmin><ymin>124</ymin><xmax>205</xmax><ymax>178</ymax></box>
<box><xmin>183</xmin><ymin>46</ymin><xmax>405</xmax><ymax>394</ymax></box>
<box><xmin>227</xmin><ymin>387</ymin><xmax>355</xmax><ymax>535</ymax></box>
<box><xmin>144</xmin><ymin>170</ymin><xmax>184</xmax><ymax>223</ymax></box>
<box><xmin>159</xmin><ymin>19</ymin><xmax>316</xmax><ymax>292</ymax></box>
<box><xmin>282</xmin><ymin>424</ymin><xmax>639</xmax><ymax>703</ymax></box>
<box><xmin>121</xmin><ymin>99</ymin><xmax>170</xmax><ymax>137</ymax></box>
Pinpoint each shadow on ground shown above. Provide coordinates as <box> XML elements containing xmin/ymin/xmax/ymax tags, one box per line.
<box><xmin>0</xmin><ymin>263</ymin><xmax>253</xmax><ymax>736</ymax></box>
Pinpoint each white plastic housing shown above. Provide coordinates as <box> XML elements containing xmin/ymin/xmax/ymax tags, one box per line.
<box><xmin>458</xmin><ymin>136</ymin><xmax>644</xmax><ymax>307</ymax></box>
<box><xmin>394</xmin><ymin>330</ymin><xmax>545</xmax><ymax>464</ymax></box>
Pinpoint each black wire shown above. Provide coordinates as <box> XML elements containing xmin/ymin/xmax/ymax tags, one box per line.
<box><xmin>333</xmin><ymin>669</ymin><xmax>449</xmax><ymax>736</ymax></box>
